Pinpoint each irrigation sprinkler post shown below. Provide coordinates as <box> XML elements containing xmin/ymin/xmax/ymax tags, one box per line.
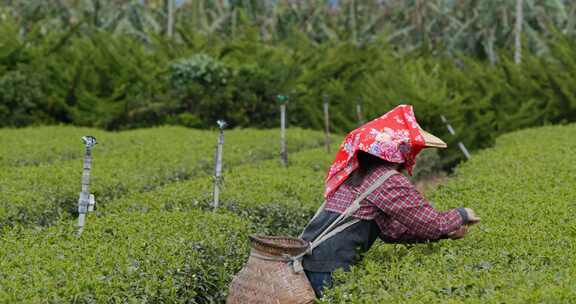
<box><xmin>441</xmin><ymin>115</ymin><xmax>471</xmax><ymax>160</ymax></box>
<box><xmin>323</xmin><ymin>94</ymin><xmax>331</xmax><ymax>153</ymax></box>
<box><xmin>77</xmin><ymin>136</ymin><xmax>97</xmax><ymax>237</ymax></box>
<box><xmin>277</xmin><ymin>94</ymin><xmax>289</xmax><ymax>167</ymax></box>
<box><xmin>212</xmin><ymin>120</ymin><xmax>227</xmax><ymax>210</ymax></box>
<box><xmin>356</xmin><ymin>96</ymin><xmax>365</xmax><ymax>126</ymax></box>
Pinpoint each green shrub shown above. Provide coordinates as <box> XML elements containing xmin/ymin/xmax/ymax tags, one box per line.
<box><xmin>103</xmin><ymin>145</ymin><xmax>337</xmax><ymax>236</ymax></box>
<box><xmin>0</xmin><ymin>127</ymin><xmax>325</xmax><ymax>229</ymax></box>
<box><xmin>169</xmin><ymin>54</ymin><xmax>230</xmax><ymax>89</ymax></box>
<box><xmin>0</xmin><ymin>70</ymin><xmax>60</xmax><ymax>127</ymax></box>
<box><xmin>0</xmin><ymin>210</ymin><xmax>251</xmax><ymax>303</ymax></box>
<box><xmin>0</xmin><ymin>126</ymin><xmax>103</xmax><ymax>167</ymax></box>
<box><xmin>2</xmin><ymin>124</ymin><xmax>574</xmax><ymax>303</ymax></box>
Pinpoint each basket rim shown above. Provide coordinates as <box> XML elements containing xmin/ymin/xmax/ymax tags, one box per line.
<box><xmin>249</xmin><ymin>234</ymin><xmax>310</xmax><ymax>251</ymax></box>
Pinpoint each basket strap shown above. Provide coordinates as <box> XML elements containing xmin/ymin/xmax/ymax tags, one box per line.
<box><xmin>298</xmin><ymin>200</ymin><xmax>326</xmax><ymax>239</ymax></box>
<box><xmin>306</xmin><ymin>170</ymin><xmax>398</xmax><ymax>253</ymax></box>
<box><xmin>309</xmin><ymin>218</ymin><xmax>361</xmax><ymax>252</ymax></box>
<box><xmin>307</xmin><ymin>200</ymin><xmax>327</xmax><ymax>227</ymax></box>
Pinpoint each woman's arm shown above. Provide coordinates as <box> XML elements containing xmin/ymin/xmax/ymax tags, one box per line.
<box><xmin>369</xmin><ymin>174</ymin><xmax>470</xmax><ymax>241</ymax></box>
<box><xmin>379</xmin><ymin>218</ymin><xmax>466</xmax><ymax>244</ymax></box>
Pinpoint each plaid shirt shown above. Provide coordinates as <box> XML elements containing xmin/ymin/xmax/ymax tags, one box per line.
<box><xmin>324</xmin><ymin>163</ymin><xmax>465</xmax><ymax>242</ymax></box>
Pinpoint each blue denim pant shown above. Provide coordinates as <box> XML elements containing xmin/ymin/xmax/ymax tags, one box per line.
<box><xmin>304</xmin><ymin>270</ymin><xmax>333</xmax><ymax>298</ymax></box>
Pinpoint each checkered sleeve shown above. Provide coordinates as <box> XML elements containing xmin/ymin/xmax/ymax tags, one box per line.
<box><xmin>369</xmin><ymin>174</ymin><xmax>464</xmax><ymax>241</ymax></box>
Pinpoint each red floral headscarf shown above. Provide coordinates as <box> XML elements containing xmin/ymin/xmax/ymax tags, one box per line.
<box><xmin>325</xmin><ymin>104</ymin><xmax>426</xmax><ymax>197</ymax></box>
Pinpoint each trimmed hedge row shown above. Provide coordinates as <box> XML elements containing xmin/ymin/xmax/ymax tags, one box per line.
<box><xmin>0</xmin><ymin>210</ymin><xmax>251</xmax><ymax>303</ymax></box>
<box><xmin>0</xmin><ymin>127</ymin><xmax>325</xmax><ymax>229</ymax></box>
<box><xmin>0</xmin><ymin>141</ymin><xmax>339</xmax><ymax>303</ymax></box>
<box><xmin>5</xmin><ymin>125</ymin><xmax>573</xmax><ymax>303</ymax></box>
<box><xmin>103</xmin><ymin>145</ymin><xmax>338</xmax><ymax>236</ymax></box>
<box><xmin>322</xmin><ymin>124</ymin><xmax>576</xmax><ymax>303</ymax></box>
<box><xmin>0</xmin><ymin>126</ymin><xmax>107</xmax><ymax>167</ymax></box>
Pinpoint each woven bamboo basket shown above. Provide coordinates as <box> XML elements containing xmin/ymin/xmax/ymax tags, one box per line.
<box><xmin>227</xmin><ymin>235</ymin><xmax>316</xmax><ymax>304</ymax></box>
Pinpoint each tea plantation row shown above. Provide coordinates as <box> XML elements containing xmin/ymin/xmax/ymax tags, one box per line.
<box><xmin>101</xmin><ymin>146</ymin><xmax>337</xmax><ymax>236</ymax></box>
<box><xmin>1</xmin><ymin>125</ymin><xmax>574</xmax><ymax>303</ymax></box>
<box><xmin>322</xmin><ymin>124</ymin><xmax>576</xmax><ymax>303</ymax></box>
<box><xmin>0</xmin><ymin>126</ymin><xmax>325</xmax><ymax>230</ymax></box>
<box><xmin>0</xmin><ymin>126</ymin><xmax>107</xmax><ymax>167</ymax></box>
<box><xmin>0</xmin><ymin>210</ymin><xmax>251</xmax><ymax>303</ymax></box>
<box><xmin>0</xmin><ymin>144</ymin><xmax>338</xmax><ymax>303</ymax></box>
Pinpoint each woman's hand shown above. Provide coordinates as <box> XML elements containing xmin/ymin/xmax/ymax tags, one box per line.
<box><xmin>448</xmin><ymin>208</ymin><xmax>480</xmax><ymax>239</ymax></box>
<box><xmin>464</xmin><ymin>208</ymin><xmax>481</xmax><ymax>224</ymax></box>
<box><xmin>447</xmin><ymin>225</ymin><xmax>468</xmax><ymax>239</ymax></box>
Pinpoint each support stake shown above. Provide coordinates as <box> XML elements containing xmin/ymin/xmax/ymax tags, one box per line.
<box><xmin>441</xmin><ymin>115</ymin><xmax>471</xmax><ymax>160</ymax></box>
<box><xmin>212</xmin><ymin>120</ymin><xmax>227</xmax><ymax>209</ymax></box>
<box><xmin>277</xmin><ymin>94</ymin><xmax>289</xmax><ymax>166</ymax></box>
<box><xmin>77</xmin><ymin>135</ymin><xmax>97</xmax><ymax>237</ymax></box>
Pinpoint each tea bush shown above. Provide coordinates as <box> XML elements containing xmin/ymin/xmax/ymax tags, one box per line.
<box><xmin>0</xmin><ymin>126</ymin><xmax>103</xmax><ymax>167</ymax></box>
<box><xmin>0</xmin><ymin>126</ymin><xmax>210</xmax><ymax>167</ymax></box>
<box><xmin>322</xmin><ymin>124</ymin><xmax>576</xmax><ymax>303</ymax></box>
<box><xmin>103</xmin><ymin>145</ymin><xmax>338</xmax><ymax>236</ymax></box>
<box><xmin>0</xmin><ymin>131</ymin><xmax>335</xmax><ymax>303</ymax></box>
<box><xmin>0</xmin><ymin>210</ymin><xmax>250</xmax><ymax>303</ymax></box>
<box><xmin>1</xmin><ymin>125</ymin><xmax>574</xmax><ymax>303</ymax></box>
<box><xmin>0</xmin><ymin>127</ymin><xmax>325</xmax><ymax>229</ymax></box>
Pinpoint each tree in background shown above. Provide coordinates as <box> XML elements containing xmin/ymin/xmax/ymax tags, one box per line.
<box><xmin>2</xmin><ymin>0</ymin><xmax>576</xmax><ymax>59</ymax></box>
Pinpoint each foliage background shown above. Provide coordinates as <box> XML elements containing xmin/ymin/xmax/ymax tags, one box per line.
<box><xmin>1</xmin><ymin>0</ymin><xmax>576</xmax><ymax>166</ymax></box>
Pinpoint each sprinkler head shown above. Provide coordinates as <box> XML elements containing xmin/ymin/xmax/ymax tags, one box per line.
<box><xmin>276</xmin><ymin>94</ymin><xmax>289</xmax><ymax>104</ymax></box>
<box><xmin>81</xmin><ymin>136</ymin><xmax>97</xmax><ymax>148</ymax></box>
<box><xmin>216</xmin><ymin>120</ymin><xmax>228</xmax><ymax>129</ymax></box>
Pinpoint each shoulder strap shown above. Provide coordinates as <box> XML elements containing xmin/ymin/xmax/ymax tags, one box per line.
<box><xmin>307</xmin><ymin>200</ymin><xmax>327</xmax><ymax>226</ymax></box>
<box><xmin>302</xmin><ymin>170</ymin><xmax>398</xmax><ymax>250</ymax></box>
